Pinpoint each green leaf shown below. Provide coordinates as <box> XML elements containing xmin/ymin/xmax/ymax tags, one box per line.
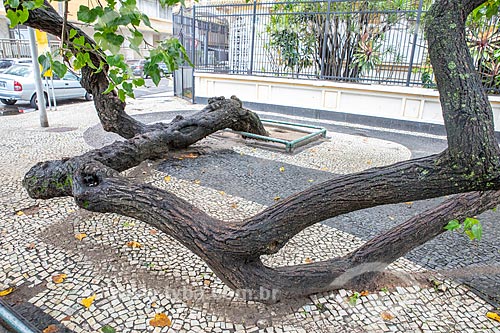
<box><xmin>77</xmin><ymin>5</ymin><xmax>101</xmax><ymax>23</ymax></box>
<box><xmin>141</xmin><ymin>14</ymin><xmax>153</xmax><ymax>29</ymax></box>
<box><xmin>117</xmin><ymin>89</ymin><xmax>126</xmax><ymax>102</ymax></box>
<box><xmin>106</xmin><ymin>54</ymin><xmax>123</xmax><ymax>67</ymax></box>
<box><xmin>17</xmin><ymin>8</ymin><xmax>29</xmax><ymax>25</ymax></box>
<box><xmin>38</xmin><ymin>54</ymin><xmax>51</xmax><ymax>75</ymax></box>
<box><xmin>444</xmin><ymin>219</ymin><xmax>460</xmax><ymax>231</ymax></box>
<box><xmin>96</xmin><ymin>32</ymin><xmax>124</xmax><ymax>54</ymax></box>
<box><xmin>69</xmin><ymin>29</ymin><xmax>78</xmax><ymax>39</ymax></box>
<box><xmin>133</xmin><ymin>77</ymin><xmax>145</xmax><ymax>86</ymax></box>
<box><xmin>128</xmin><ymin>29</ymin><xmax>143</xmax><ymax>53</ymax></box>
<box><xmin>73</xmin><ymin>35</ymin><xmax>86</xmax><ymax>46</ymax></box>
<box><xmin>463</xmin><ymin>217</ymin><xmax>479</xmax><ymax>230</ymax></box>
<box><xmin>101</xmin><ymin>325</ymin><xmax>116</xmax><ymax>333</ymax></box>
<box><xmin>9</xmin><ymin>0</ymin><xmax>20</xmax><ymax>8</ymax></box>
<box><xmin>6</xmin><ymin>10</ymin><xmax>19</xmax><ymax>28</ymax></box>
<box><xmin>122</xmin><ymin>81</ymin><xmax>133</xmax><ymax>93</ymax></box>
<box><xmin>52</xmin><ymin>60</ymin><xmax>68</xmax><ymax>79</ymax></box>
<box><xmin>22</xmin><ymin>1</ymin><xmax>37</xmax><ymax>10</ymax></box>
<box><xmin>103</xmin><ymin>82</ymin><xmax>115</xmax><ymax>95</ymax></box>
<box><xmin>470</xmin><ymin>223</ymin><xmax>482</xmax><ymax>241</ymax></box>
<box><xmin>465</xmin><ymin>230</ymin><xmax>475</xmax><ymax>241</ymax></box>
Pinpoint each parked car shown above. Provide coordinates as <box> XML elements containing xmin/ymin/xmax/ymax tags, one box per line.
<box><xmin>128</xmin><ymin>59</ymin><xmax>148</xmax><ymax>77</ymax></box>
<box><xmin>128</xmin><ymin>59</ymin><xmax>170</xmax><ymax>78</ymax></box>
<box><xmin>0</xmin><ymin>58</ymin><xmax>32</xmax><ymax>73</ymax></box>
<box><xmin>0</xmin><ymin>64</ymin><xmax>92</xmax><ymax>109</ymax></box>
<box><xmin>157</xmin><ymin>62</ymin><xmax>171</xmax><ymax>77</ymax></box>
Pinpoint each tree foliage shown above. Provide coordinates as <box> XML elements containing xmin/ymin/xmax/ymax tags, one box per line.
<box><xmin>264</xmin><ymin>0</ymin><xmax>431</xmax><ymax>79</ymax></box>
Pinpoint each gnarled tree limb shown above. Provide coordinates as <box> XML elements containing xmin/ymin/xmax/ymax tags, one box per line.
<box><xmin>20</xmin><ymin>0</ymin><xmax>500</xmax><ymax>303</ymax></box>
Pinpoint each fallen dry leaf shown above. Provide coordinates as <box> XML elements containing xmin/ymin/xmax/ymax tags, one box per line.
<box><xmin>43</xmin><ymin>324</ymin><xmax>59</xmax><ymax>333</ymax></box>
<box><xmin>360</xmin><ymin>290</ymin><xmax>369</xmax><ymax>297</ymax></box>
<box><xmin>194</xmin><ymin>179</ymin><xmax>201</xmax><ymax>185</ymax></box>
<box><xmin>149</xmin><ymin>313</ymin><xmax>172</xmax><ymax>327</ymax></box>
<box><xmin>304</xmin><ymin>257</ymin><xmax>313</xmax><ymax>264</ymax></box>
<box><xmin>487</xmin><ymin>312</ymin><xmax>500</xmax><ymax>322</ymax></box>
<box><xmin>81</xmin><ymin>294</ymin><xmax>96</xmax><ymax>309</ymax></box>
<box><xmin>404</xmin><ymin>201</ymin><xmax>413</xmax><ymax>206</ymax></box>
<box><xmin>75</xmin><ymin>233</ymin><xmax>87</xmax><ymax>241</ymax></box>
<box><xmin>25</xmin><ymin>243</ymin><xmax>36</xmax><ymax>250</ymax></box>
<box><xmin>274</xmin><ymin>196</ymin><xmax>281</xmax><ymax>201</ymax></box>
<box><xmin>203</xmin><ymin>279</ymin><xmax>211</xmax><ymax>286</ymax></box>
<box><xmin>230</xmin><ymin>203</ymin><xmax>238</xmax><ymax>209</ymax></box>
<box><xmin>320</xmin><ymin>167</ymin><xmax>329</xmax><ymax>171</ymax></box>
<box><xmin>380</xmin><ymin>311</ymin><xmax>395</xmax><ymax>321</ymax></box>
<box><xmin>308</xmin><ymin>179</ymin><xmax>314</xmax><ymax>183</ymax></box>
<box><xmin>149</xmin><ymin>229</ymin><xmax>158</xmax><ymax>235</ymax></box>
<box><xmin>180</xmin><ymin>152</ymin><xmax>199</xmax><ymax>159</ymax></box>
<box><xmin>366</xmin><ymin>160</ymin><xmax>372</xmax><ymax>165</ymax></box>
<box><xmin>51</xmin><ymin>274</ymin><xmax>67</xmax><ymax>284</ymax></box>
<box><xmin>151</xmin><ymin>302</ymin><xmax>158</xmax><ymax>308</ymax></box>
<box><xmin>16</xmin><ymin>211</ymin><xmax>24</xmax><ymax>216</ymax></box>
<box><xmin>127</xmin><ymin>241</ymin><xmax>142</xmax><ymax>248</ymax></box>
<box><xmin>0</xmin><ymin>287</ymin><xmax>14</xmax><ymax>297</ymax></box>
<box><xmin>219</xmin><ymin>191</ymin><xmax>226</xmax><ymax>196</ymax></box>
<box><xmin>61</xmin><ymin>316</ymin><xmax>71</xmax><ymax>321</ymax></box>
<box><xmin>164</xmin><ymin>175</ymin><xmax>171</xmax><ymax>182</ymax></box>
<box><xmin>279</xmin><ymin>166</ymin><xmax>285</xmax><ymax>172</ymax></box>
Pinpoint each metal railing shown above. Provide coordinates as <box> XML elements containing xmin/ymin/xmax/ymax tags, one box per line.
<box><xmin>0</xmin><ymin>39</ymin><xmax>60</xmax><ymax>59</ymax></box>
<box><xmin>173</xmin><ymin>0</ymin><xmax>500</xmax><ymax>95</ymax></box>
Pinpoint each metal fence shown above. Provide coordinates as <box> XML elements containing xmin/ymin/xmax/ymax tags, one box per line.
<box><xmin>0</xmin><ymin>39</ymin><xmax>61</xmax><ymax>58</ymax></box>
<box><xmin>173</xmin><ymin>0</ymin><xmax>500</xmax><ymax>97</ymax></box>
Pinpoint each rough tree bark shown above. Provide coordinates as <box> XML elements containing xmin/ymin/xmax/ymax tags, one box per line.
<box><xmin>21</xmin><ymin>0</ymin><xmax>500</xmax><ymax>303</ymax></box>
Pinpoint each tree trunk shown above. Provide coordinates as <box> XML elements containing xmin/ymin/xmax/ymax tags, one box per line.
<box><xmin>20</xmin><ymin>0</ymin><xmax>500</xmax><ymax>303</ymax></box>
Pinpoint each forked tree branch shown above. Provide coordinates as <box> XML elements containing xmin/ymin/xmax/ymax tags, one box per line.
<box><xmin>19</xmin><ymin>0</ymin><xmax>500</xmax><ymax>303</ymax></box>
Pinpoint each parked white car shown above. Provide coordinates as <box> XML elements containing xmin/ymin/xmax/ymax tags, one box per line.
<box><xmin>0</xmin><ymin>58</ymin><xmax>32</xmax><ymax>73</ymax></box>
<box><xmin>0</xmin><ymin>64</ymin><xmax>92</xmax><ymax>109</ymax></box>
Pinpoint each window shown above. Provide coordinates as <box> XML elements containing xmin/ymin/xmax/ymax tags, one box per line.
<box><xmin>62</xmin><ymin>72</ymin><xmax>79</xmax><ymax>81</ymax></box>
<box><xmin>138</xmin><ymin>0</ymin><xmax>157</xmax><ymax>17</ymax></box>
<box><xmin>4</xmin><ymin>65</ymin><xmax>31</xmax><ymax>77</ymax></box>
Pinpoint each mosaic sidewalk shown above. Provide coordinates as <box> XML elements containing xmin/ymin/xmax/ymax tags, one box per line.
<box><xmin>0</xmin><ymin>96</ymin><xmax>499</xmax><ymax>332</ymax></box>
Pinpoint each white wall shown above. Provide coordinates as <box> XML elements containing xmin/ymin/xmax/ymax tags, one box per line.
<box><xmin>194</xmin><ymin>73</ymin><xmax>500</xmax><ymax>131</ymax></box>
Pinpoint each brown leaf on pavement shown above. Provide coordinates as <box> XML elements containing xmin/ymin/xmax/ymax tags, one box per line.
<box><xmin>149</xmin><ymin>313</ymin><xmax>172</xmax><ymax>327</ymax></box>
<box><xmin>380</xmin><ymin>311</ymin><xmax>395</xmax><ymax>321</ymax></box>
<box><xmin>43</xmin><ymin>324</ymin><xmax>59</xmax><ymax>333</ymax></box>
<box><xmin>51</xmin><ymin>274</ymin><xmax>67</xmax><ymax>284</ymax></box>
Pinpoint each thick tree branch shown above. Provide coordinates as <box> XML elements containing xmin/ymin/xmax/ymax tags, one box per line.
<box><xmin>233</xmin><ymin>152</ymin><xmax>500</xmax><ymax>257</ymax></box>
<box><xmin>23</xmin><ymin>97</ymin><xmax>267</xmax><ymax>199</ymax></box>
<box><xmin>67</xmin><ymin>156</ymin><xmax>500</xmax><ymax>303</ymax></box>
<box><xmin>425</xmin><ymin>0</ymin><xmax>500</xmax><ymax>169</ymax></box>
<box><xmin>349</xmin><ymin>190</ymin><xmax>500</xmax><ymax>265</ymax></box>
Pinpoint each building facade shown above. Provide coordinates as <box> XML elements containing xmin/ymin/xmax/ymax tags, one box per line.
<box><xmin>0</xmin><ymin>0</ymin><xmax>173</xmax><ymax>60</ymax></box>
